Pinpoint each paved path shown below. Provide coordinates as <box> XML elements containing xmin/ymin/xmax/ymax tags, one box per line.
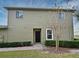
<box><xmin>0</xmin><ymin>44</ymin><xmax>79</xmax><ymax>54</ymax></box>
<box><xmin>0</xmin><ymin>43</ymin><xmax>45</xmax><ymax>51</ymax></box>
<box><xmin>69</xmin><ymin>49</ymin><xmax>79</xmax><ymax>53</ymax></box>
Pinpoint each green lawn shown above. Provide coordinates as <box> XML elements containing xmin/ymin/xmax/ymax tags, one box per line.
<box><xmin>0</xmin><ymin>50</ymin><xmax>79</xmax><ymax>58</ymax></box>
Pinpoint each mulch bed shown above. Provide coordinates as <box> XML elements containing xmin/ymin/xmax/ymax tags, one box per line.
<box><xmin>43</xmin><ymin>47</ymin><xmax>71</xmax><ymax>54</ymax></box>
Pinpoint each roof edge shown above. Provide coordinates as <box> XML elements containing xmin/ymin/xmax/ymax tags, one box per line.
<box><xmin>4</xmin><ymin>7</ymin><xmax>76</xmax><ymax>12</ymax></box>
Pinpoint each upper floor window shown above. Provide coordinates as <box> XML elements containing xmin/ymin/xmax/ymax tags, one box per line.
<box><xmin>59</xmin><ymin>12</ymin><xmax>64</xmax><ymax>20</ymax></box>
<box><xmin>16</xmin><ymin>10</ymin><xmax>23</xmax><ymax>18</ymax></box>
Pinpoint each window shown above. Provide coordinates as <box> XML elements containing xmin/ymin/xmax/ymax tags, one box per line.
<box><xmin>46</xmin><ymin>28</ymin><xmax>53</xmax><ymax>40</ymax></box>
<box><xmin>16</xmin><ymin>11</ymin><xmax>23</xmax><ymax>18</ymax></box>
<box><xmin>59</xmin><ymin>12</ymin><xmax>64</xmax><ymax>20</ymax></box>
<box><xmin>47</xmin><ymin>30</ymin><xmax>52</xmax><ymax>39</ymax></box>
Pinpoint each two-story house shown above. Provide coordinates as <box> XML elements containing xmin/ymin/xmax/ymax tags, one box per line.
<box><xmin>0</xmin><ymin>7</ymin><xmax>75</xmax><ymax>44</ymax></box>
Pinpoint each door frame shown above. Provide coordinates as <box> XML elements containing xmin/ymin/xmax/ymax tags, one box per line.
<box><xmin>33</xmin><ymin>28</ymin><xmax>41</xmax><ymax>43</ymax></box>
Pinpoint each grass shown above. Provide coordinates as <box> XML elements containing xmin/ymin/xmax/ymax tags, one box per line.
<box><xmin>0</xmin><ymin>50</ymin><xmax>79</xmax><ymax>58</ymax></box>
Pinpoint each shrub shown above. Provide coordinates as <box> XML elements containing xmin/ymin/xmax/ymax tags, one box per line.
<box><xmin>45</xmin><ymin>40</ymin><xmax>79</xmax><ymax>48</ymax></box>
<box><xmin>74</xmin><ymin>38</ymin><xmax>79</xmax><ymax>40</ymax></box>
<box><xmin>0</xmin><ymin>41</ymin><xmax>32</xmax><ymax>48</ymax></box>
<box><xmin>45</xmin><ymin>40</ymin><xmax>56</xmax><ymax>46</ymax></box>
<box><xmin>60</xmin><ymin>41</ymin><xmax>79</xmax><ymax>48</ymax></box>
<box><xmin>23</xmin><ymin>41</ymin><xmax>32</xmax><ymax>46</ymax></box>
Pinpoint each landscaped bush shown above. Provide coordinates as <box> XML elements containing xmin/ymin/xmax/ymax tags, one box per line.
<box><xmin>0</xmin><ymin>41</ymin><xmax>32</xmax><ymax>48</ymax></box>
<box><xmin>74</xmin><ymin>38</ymin><xmax>79</xmax><ymax>40</ymax></box>
<box><xmin>23</xmin><ymin>41</ymin><xmax>32</xmax><ymax>46</ymax></box>
<box><xmin>45</xmin><ymin>40</ymin><xmax>79</xmax><ymax>48</ymax></box>
<box><xmin>45</xmin><ymin>40</ymin><xmax>56</xmax><ymax>46</ymax></box>
<box><xmin>59</xmin><ymin>41</ymin><xmax>78</xmax><ymax>48</ymax></box>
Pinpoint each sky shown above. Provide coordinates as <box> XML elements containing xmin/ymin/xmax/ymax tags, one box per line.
<box><xmin>0</xmin><ymin>0</ymin><xmax>79</xmax><ymax>35</ymax></box>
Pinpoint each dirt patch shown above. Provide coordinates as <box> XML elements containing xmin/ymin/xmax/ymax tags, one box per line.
<box><xmin>43</xmin><ymin>47</ymin><xmax>71</xmax><ymax>54</ymax></box>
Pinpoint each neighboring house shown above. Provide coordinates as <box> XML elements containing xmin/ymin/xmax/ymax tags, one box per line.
<box><xmin>0</xmin><ymin>7</ymin><xmax>75</xmax><ymax>44</ymax></box>
<box><xmin>0</xmin><ymin>25</ymin><xmax>8</xmax><ymax>43</ymax></box>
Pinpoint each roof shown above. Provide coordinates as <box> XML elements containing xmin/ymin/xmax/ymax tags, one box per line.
<box><xmin>0</xmin><ymin>25</ymin><xmax>8</xmax><ymax>29</ymax></box>
<box><xmin>4</xmin><ymin>7</ymin><xmax>76</xmax><ymax>12</ymax></box>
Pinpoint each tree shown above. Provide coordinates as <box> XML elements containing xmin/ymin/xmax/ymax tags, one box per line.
<box><xmin>49</xmin><ymin>14</ymin><xmax>60</xmax><ymax>52</ymax></box>
<box><xmin>75</xmin><ymin>11</ymin><xmax>79</xmax><ymax>20</ymax></box>
<box><xmin>53</xmin><ymin>19</ymin><xmax>60</xmax><ymax>52</ymax></box>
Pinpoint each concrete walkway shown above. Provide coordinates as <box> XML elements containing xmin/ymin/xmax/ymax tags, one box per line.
<box><xmin>0</xmin><ymin>44</ymin><xmax>79</xmax><ymax>54</ymax></box>
<box><xmin>69</xmin><ymin>49</ymin><xmax>79</xmax><ymax>53</ymax></box>
<box><xmin>0</xmin><ymin>43</ymin><xmax>45</xmax><ymax>51</ymax></box>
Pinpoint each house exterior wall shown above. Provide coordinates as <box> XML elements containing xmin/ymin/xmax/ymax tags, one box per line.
<box><xmin>3</xmin><ymin>9</ymin><xmax>74</xmax><ymax>44</ymax></box>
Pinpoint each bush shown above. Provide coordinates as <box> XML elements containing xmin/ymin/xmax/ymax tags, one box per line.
<box><xmin>74</xmin><ymin>38</ymin><xmax>79</xmax><ymax>40</ymax></box>
<box><xmin>45</xmin><ymin>40</ymin><xmax>79</xmax><ymax>48</ymax></box>
<box><xmin>45</xmin><ymin>40</ymin><xmax>56</xmax><ymax>46</ymax></box>
<box><xmin>23</xmin><ymin>42</ymin><xmax>32</xmax><ymax>46</ymax></box>
<box><xmin>60</xmin><ymin>41</ymin><xmax>79</xmax><ymax>48</ymax></box>
<box><xmin>0</xmin><ymin>41</ymin><xmax>32</xmax><ymax>48</ymax></box>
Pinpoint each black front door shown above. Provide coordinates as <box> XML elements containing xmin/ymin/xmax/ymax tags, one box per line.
<box><xmin>35</xmin><ymin>31</ymin><xmax>41</xmax><ymax>42</ymax></box>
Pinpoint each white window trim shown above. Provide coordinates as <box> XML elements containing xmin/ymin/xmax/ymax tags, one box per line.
<box><xmin>16</xmin><ymin>10</ymin><xmax>23</xmax><ymax>18</ymax></box>
<box><xmin>46</xmin><ymin>28</ymin><xmax>54</xmax><ymax>40</ymax></box>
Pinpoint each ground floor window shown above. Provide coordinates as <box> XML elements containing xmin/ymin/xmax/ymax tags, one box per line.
<box><xmin>46</xmin><ymin>28</ymin><xmax>53</xmax><ymax>40</ymax></box>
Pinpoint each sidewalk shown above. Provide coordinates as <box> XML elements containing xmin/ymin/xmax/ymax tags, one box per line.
<box><xmin>0</xmin><ymin>44</ymin><xmax>79</xmax><ymax>54</ymax></box>
<box><xmin>70</xmin><ymin>49</ymin><xmax>79</xmax><ymax>53</ymax></box>
<box><xmin>0</xmin><ymin>43</ymin><xmax>45</xmax><ymax>51</ymax></box>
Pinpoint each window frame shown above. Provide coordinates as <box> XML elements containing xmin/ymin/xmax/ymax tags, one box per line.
<box><xmin>58</xmin><ymin>12</ymin><xmax>65</xmax><ymax>20</ymax></box>
<box><xmin>16</xmin><ymin>10</ymin><xmax>23</xmax><ymax>18</ymax></box>
<box><xmin>46</xmin><ymin>28</ymin><xmax>54</xmax><ymax>40</ymax></box>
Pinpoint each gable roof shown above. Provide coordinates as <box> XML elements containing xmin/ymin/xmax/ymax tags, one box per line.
<box><xmin>4</xmin><ymin>7</ymin><xmax>76</xmax><ymax>12</ymax></box>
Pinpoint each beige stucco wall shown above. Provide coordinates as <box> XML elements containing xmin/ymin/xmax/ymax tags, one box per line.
<box><xmin>3</xmin><ymin>9</ymin><xmax>74</xmax><ymax>44</ymax></box>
